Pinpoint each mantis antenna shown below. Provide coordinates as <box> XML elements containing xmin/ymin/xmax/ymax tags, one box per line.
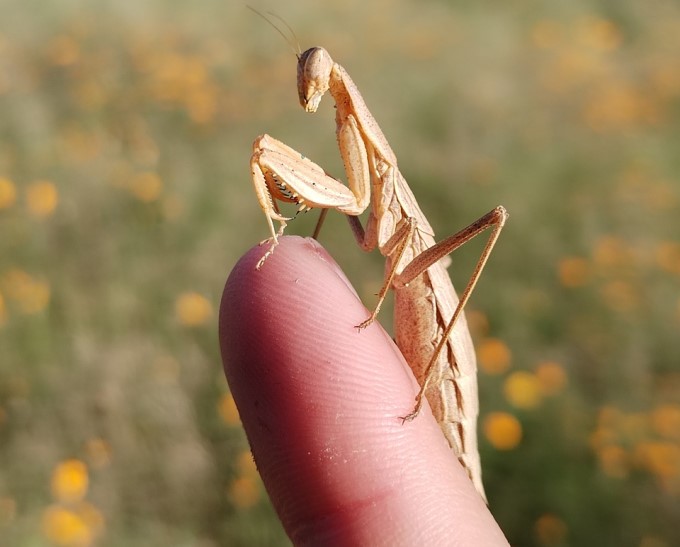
<box><xmin>247</xmin><ymin>6</ymin><xmax>301</xmax><ymax>58</ymax></box>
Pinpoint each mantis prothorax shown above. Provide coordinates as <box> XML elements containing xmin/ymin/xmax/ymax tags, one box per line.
<box><xmin>250</xmin><ymin>46</ymin><xmax>508</xmax><ymax>502</ymax></box>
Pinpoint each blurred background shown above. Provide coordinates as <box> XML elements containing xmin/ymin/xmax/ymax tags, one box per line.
<box><xmin>0</xmin><ymin>0</ymin><xmax>678</xmax><ymax>545</ymax></box>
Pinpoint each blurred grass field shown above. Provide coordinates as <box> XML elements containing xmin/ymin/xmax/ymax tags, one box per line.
<box><xmin>0</xmin><ymin>0</ymin><xmax>679</xmax><ymax>545</ymax></box>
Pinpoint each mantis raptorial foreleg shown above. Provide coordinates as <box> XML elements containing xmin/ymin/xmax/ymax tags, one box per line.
<box><xmin>250</xmin><ymin>45</ymin><xmax>508</xmax><ymax>502</ymax></box>
<box><xmin>250</xmin><ymin>134</ymin><xmax>368</xmax><ymax>269</ymax></box>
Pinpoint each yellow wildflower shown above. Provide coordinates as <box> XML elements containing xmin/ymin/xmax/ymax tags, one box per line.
<box><xmin>26</xmin><ymin>180</ymin><xmax>58</xmax><ymax>218</ymax></box>
<box><xmin>597</xmin><ymin>444</ymin><xmax>629</xmax><ymax>478</ymax></box>
<box><xmin>478</xmin><ymin>338</ymin><xmax>511</xmax><ymax>375</ymax></box>
<box><xmin>534</xmin><ymin>513</ymin><xmax>568</xmax><ymax>545</ymax></box>
<box><xmin>218</xmin><ymin>392</ymin><xmax>240</xmax><ymax>426</ymax></box>
<box><xmin>651</xmin><ymin>404</ymin><xmax>680</xmax><ymax>441</ymax></box>
<box><xmin>504</xmin><ymin>371</ymin><xmax>542</xmax><ymax>410</ymax></box>
<box><xmin>0</xmin><ymin>496</ymin><xmax>16</xmax><ymax>525</ymax></box>
<box><xmin>592</xmin><ymin>236</ymin><xmax>634</xmax><ymax>270</ymax></box>
<box><xmin>236</xmin><ymin>450</ymin><xmax>257</xmax><ymax>477</ymax></box>
<box><xmin>42</xmin><ymin>506</ymin><xmax>91</xmax><ymax>546</ymax></box>
<box><xmin>557</xmin><ymin>256</ymin><xmax>590</xmax><ymax>287</ymax></box>
<box><xmin>634</xmin><ymin>441</ymin><xmax>680</xmax><ymax>479</ymax></box>
<box><xmin>50</xmin><ymin>35</ymin><xmax>80</xmax><ymax>66</ymax></box>
<box><xmin>577</xmin><ymin>18</ymin><xmax>622</xmax><ymax>51</ymax></box>
<box><xmin>228</xmin><ymin>476</ymin><xmax>259</xmax><ymax>509</ymax></box>
<box><xmin>535</xmin><ymin>361</ymin><xmax>568</xmax><ymax>395</ymax></box>
<box><xmin>2</xmin><ymin>270</ymin><xmax>50</xmax><ymax>314</ymax></box>
<box><xmin>655</xmin><ymin>242</ymin><xmax>680</xmax><ymax>275</ymax></box>
<box><xmin>0</xmin><ymin>177</ymin><xmax>17</xmax><ymax>209</ymax></box>
<box><xmin>639</xmin><ymin>535</ymin><xmax>671</xmax><ymax>547</ymax></box>
<box><xmin>600</xmin><ymin>280</ymin><xmax>638</xmax><ymax>313</ymax></box>
<box><xmin>465</xmin><ymin>309</ymin><xmax>489</xmax><ymax>339</ymax></box>
<box><xmin>51</xmin><ymin>460</ymin><xmax>89</xmax><ymax>503</ymax></box>
<box><xmin>484</xmin><ymin>412</ymin><xmax>522</xmax><ymax>450</ymax></box>
<box><xmin>129</xmin><ymin>172</ymin><xmax>162</xmax><ymax>202</ymax></box>
<box><xmin>175</xmin><ymin>292</ymin><xmax>212</xmax><ymax>326</ymax></box>
<box><xmin>41</xmin><ymin>502</ymin><xmax>103</xmax><ymax>547</ymax></box>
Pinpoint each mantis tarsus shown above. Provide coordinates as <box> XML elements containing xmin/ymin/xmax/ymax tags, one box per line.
<box><xmin>250</xmin><ymin>45</ymin><xmax>508</xmax><ymax>502</ymax></box>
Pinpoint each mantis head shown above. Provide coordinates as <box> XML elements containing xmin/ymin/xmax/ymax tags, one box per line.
<box><xmin>297</xmin><ymin>47</ymin><xmax>333</xmax><ymax>113</ymax></box>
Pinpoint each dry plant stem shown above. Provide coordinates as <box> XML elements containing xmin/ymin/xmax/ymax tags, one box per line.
<box><xmin>249</xmin><ymin>46</ymin><xmax>508</xmax><ymax>501</ymax></box>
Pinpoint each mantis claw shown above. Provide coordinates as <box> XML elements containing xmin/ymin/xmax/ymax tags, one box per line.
<box><xmin>256</xmin><ymin>248</ymin><xmax>275</xmax><ymax>270</ymax></box>
<box><xmin>255</xmin><ymin>223</ymin><xmax>287</xmax><ymax>270</ymax></box>
<box><xmin>256</xmin><ymin>238</ymin><xmax>278</xmax><ymax>270</ymax></box>
<box><xmin>400</xmin><ymin>396</ymin><xmax>425</xmax><ymax>424</ymax></box>
<box><xmin>354</xmin><ymin>313</ymin><xmax>376</xmax><ymax>331</ymax></box>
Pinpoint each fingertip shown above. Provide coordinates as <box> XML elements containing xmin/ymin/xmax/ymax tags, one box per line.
<box><xmin>219</xmin><ymin>236</ymin><xmax>508</xmax><ymax>546</ymax></box>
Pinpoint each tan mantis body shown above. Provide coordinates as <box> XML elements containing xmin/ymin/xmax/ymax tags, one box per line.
<box><xmin>250</xmin><ymin>47</ymin><xmax>507</xmax><ymax>501</ymax></box>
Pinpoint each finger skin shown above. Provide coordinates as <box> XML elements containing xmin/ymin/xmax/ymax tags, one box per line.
<box><xmin>219</xmin><ymin>236</ymin><xmax>508</xmax><ymax>546</ymax></box>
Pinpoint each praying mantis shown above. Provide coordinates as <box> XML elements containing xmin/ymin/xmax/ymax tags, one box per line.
<box><xmin>250</xmin><ymin>45</ymin><xmax>507</xmax><ymax>502</ymax></box>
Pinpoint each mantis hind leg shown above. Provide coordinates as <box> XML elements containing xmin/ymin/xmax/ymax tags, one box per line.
<box><xmin>398</xmin><ymin>206</ymin><xmax>508</xmax><ymax>417</ymax></box>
